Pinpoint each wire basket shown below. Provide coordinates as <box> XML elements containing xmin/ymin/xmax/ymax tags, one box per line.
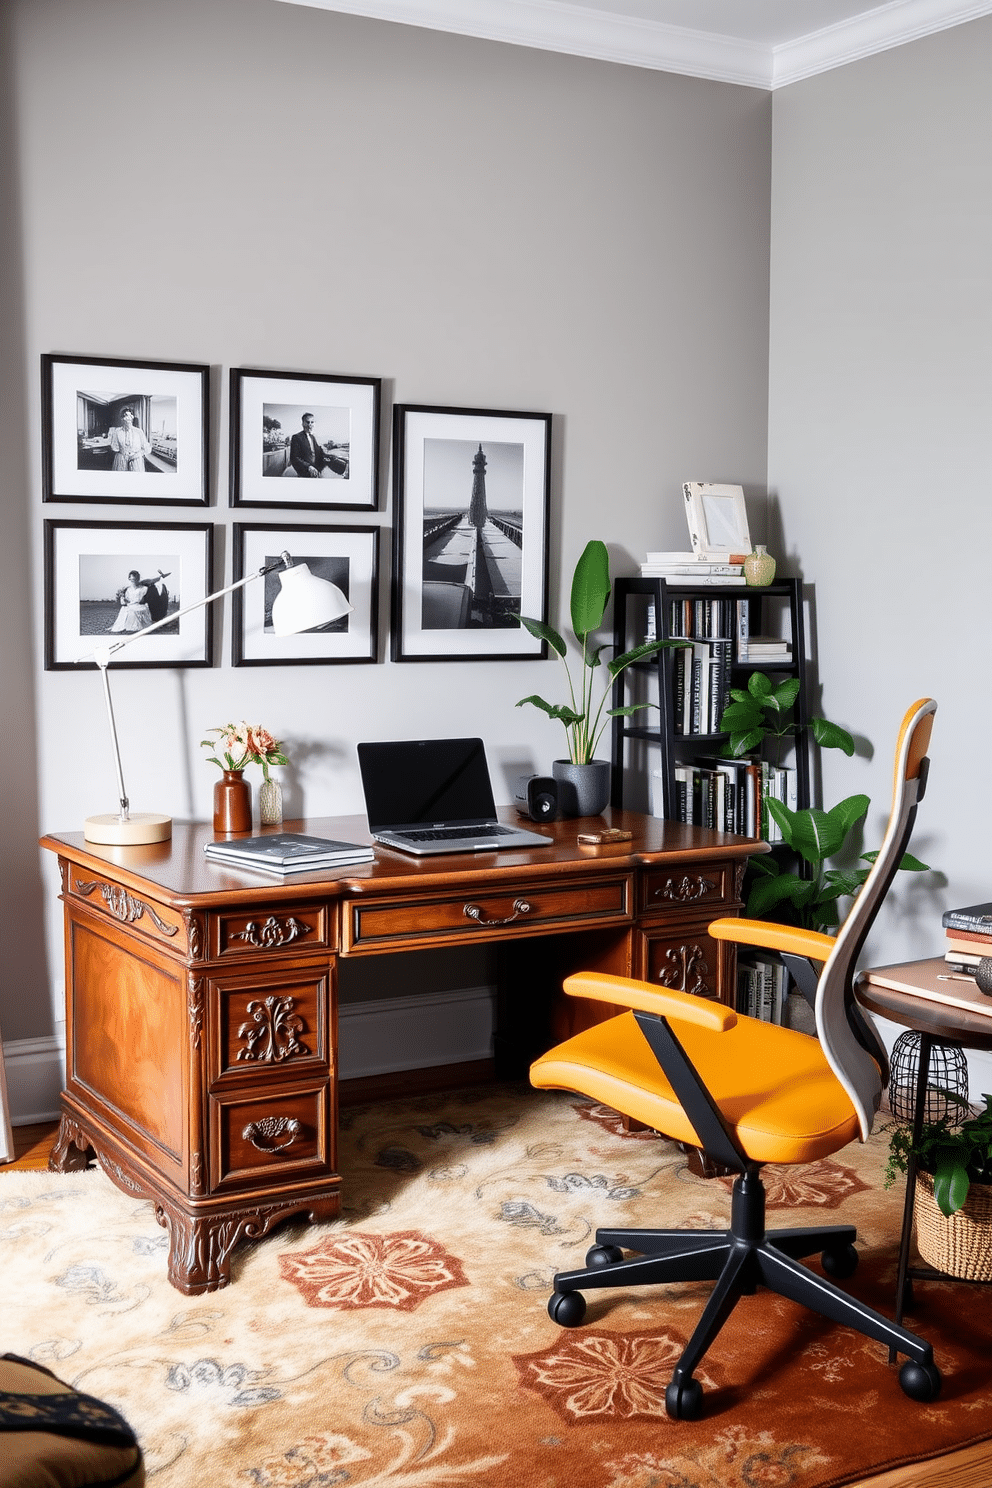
<box><xmin>915</xmin><ymin>1169</ymin><xmax>992</xmax><ymax>1281</ymax></box>
<box><xmin>888</xmin><ymin>1031</ymin><xmax>969</xmax><ymax>1125</ymax></box>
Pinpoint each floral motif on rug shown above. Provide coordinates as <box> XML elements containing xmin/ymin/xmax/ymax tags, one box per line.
<box><xmin>279</xmin><ymin>1229</ymin><xmax>469</xmax><ymax>1311</ymax></box>
<box><xmin>720</xmin><ymin>1159</ymin><xmax>872</xmax><ymax>1210</ymax></box>
<box><xmin>513</xmin><ymin>1326</ymin><xmax>723</xmax><ymax>1422</ymax></box>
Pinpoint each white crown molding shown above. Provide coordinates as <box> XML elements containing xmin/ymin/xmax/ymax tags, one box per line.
<box><xmin>275</xmin><ymin>0</ymin><xmax>992</xmax><ymax>87</ymax></box>
<box><xmin>273</xmin><ymin>0</ymin><xmax>774</xmax><ymax>86</ymax></box>
<box><xmin>771</xmin><ymin>0</ymin><xmax>992</xmax><ymax>87</ymax></box>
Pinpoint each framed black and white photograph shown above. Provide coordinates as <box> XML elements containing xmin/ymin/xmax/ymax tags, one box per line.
<box><xmin>44</xmin><ymin>520</ymin><xmax>214</xmax><ymax>670</ymax></box>
<box><xmin>232</xmin><ymin>524</ymin><xmax>379</xmax><ymax>665</ymax></box>
<box><xmin>391</xmin><ymin>404</ymin><xmax>551</xmax><ymax>662</ymax></box>
<box><xmin>230</xmin><ymin>368</ymin><xmax>381</xmax><ymax>510</ymax></box>
<box><xmin>41</xmin><ymin>354</ymin><xmax>209</xmax><ymax>505</ymax></box>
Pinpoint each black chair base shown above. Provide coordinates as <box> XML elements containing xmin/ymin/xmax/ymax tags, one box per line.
<box><xmin>548</xmin><ymin>1167</ymin><xmax>941</xmax><ymax>1418</ymax></box>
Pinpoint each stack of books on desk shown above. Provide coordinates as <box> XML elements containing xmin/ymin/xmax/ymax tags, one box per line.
<box><xmin>942</xmin><ymin>901</ymin><xmax>992</xmax><ymax>972</ymax></box>
<box><xmin>639</xmin><ymin>551</ymin><xmax>746</xmax><ymax>586</ymax></box>
<box><xmin>204</xmin><ymin>832</ymin><xmax>374</xmax><ymax>876</ymax></box>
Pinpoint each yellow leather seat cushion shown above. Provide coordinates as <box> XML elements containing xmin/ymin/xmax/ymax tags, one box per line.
<box><xmin>530</xmin><ymin>1010</ymin><xmax>861</xmax><ymax>1165</ymax></box>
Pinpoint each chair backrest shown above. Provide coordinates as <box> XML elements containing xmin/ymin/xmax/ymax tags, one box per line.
<box><xmin>815</xmin><ymin>698</ymin><xmax>937</xmax><ymax>1140</ymax></box>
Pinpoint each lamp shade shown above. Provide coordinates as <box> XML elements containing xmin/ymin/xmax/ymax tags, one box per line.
<box><xmin>271</xmin><ymin>562</ymin><xmax>353</xmax><ymax>636</ymax></box>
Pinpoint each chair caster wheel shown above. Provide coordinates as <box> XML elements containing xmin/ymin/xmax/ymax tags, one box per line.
<box><xmin>899</xmin><ymin>1359</ymin><xmax>941</xmax><ymax>1402</ymax></box>
<box><xmin>821</xmin><ymin>1243</ymin><xmax>859</xmax><ymax>1279</ymax></box>
<box><xmin>586</xmin><ymin>1244</ymin><xmax>624</xmax><ymax>1268</ymax></box>
<box><xmin>665</xmin><ymin>1377</ymin><xmax>703</xmax><ymax>1419</ymax></box>
<box><xmin>548</xmin><ymin>1290</ymin><xmax>586</xmax><ymax>1328</ymax></box>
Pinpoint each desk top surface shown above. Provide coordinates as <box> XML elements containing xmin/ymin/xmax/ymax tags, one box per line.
<box><xmin>41</xmin><ymin>807</ymin><xmax>763</xmax><ymax>909</ymax></box>
<box><xmin>857</xmin><ymin>957</ymin><xmax>992</xmax><ymax>1049</ymax></box>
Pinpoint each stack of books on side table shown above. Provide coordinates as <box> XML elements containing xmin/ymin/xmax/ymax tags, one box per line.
<box><xmin>942</xmin><ymin>901</ymin><xmax>992</xmax><ymax>974</ymax></box>
<box><xmin>204</xmin><ymin>831</ymin><xmax>374</xmax><ymax>876</ymax></box>
<box><xmin>639</xmin><ymin>551</ymin><xmax>746</xmax><ymax>586</ymax></box>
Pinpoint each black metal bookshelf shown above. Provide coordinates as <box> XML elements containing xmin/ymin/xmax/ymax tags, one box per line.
<box><xmin>610</xmin><ymin>575</ymin><xmax>811</xmax><ymax>823</ymax></box>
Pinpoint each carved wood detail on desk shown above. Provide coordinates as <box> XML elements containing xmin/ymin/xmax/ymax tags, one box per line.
<box><xmin>49</xmin><ymin>1114</ymin><xmax>95</xmax><ymax>1173</ymax></box>
<box><xmin>654</xmin><ymin>942</ymin><xmax>711</xmax><ymax>998</ymax></box>
<box><xmin>73</xmin><ymin>878</ymin><xmax>178</xmax><ymax>938</ymax></box>
<box><xmin>184</xmin><ymin>909</ymin><xmax>204</xmax><ymax>960</ymax></box>
<box><xmin>237</xmin><ymin>996</ymin><xmax>310</xmax><ymax>1063</ymax></box>
<box><xmin>653</xmin><ymin>874</ymin><xmax>717</xmax><ymax>904</ymax></box>
<box><xmin>154</xmin><ymin>1191</ymin><xmax>341</xmax><ymax>1295</ymax></box>
<box><xmin>233</xmin><ymin>915</ymin><xmax>312</xmax><ymax>950</ymax></box>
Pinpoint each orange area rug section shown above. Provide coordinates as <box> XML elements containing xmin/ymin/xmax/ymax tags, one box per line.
<box><xmin>1</xmin><ymin>1084</ymin><xmax>990</xmax><ymax>1487</ymax></box>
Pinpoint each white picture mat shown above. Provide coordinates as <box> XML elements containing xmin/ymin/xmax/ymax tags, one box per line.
<box><xmin>238</xmin><ymin>527</ymin><xmax>376</xmax><ymax>660</ymax></box>
<box><xmin>682</xmin><ymin>482</ymin><xmax>751</xmax><ymax>558</ymax></box>
<box><xmin>400</xmin><ymin>410</ymin><xmax>545</xmax><ymax>658</ymax></box>
<box><xmin>237</xmin><ymin>375</ymin><xmax>377</xmax><ymax>507</ymax></box>
<box><xmin>52</xmin><ymin>525</ymin><xmax>209</xmax><ymax>666</ymax></box>
<box><xmin>49</xmin><ymin>360</ymin><xmax>205</xmax><ymax>501</ymax></box>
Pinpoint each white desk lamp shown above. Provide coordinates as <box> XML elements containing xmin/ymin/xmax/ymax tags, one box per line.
<box><xmin>83</xmin><ymin>552</ymin><xmax>353</xmax><ymax>846</ymax></box>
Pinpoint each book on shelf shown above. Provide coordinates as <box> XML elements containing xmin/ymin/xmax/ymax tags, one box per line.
<box><xmin>742</xmin><ymin>635</ymin><xmax>792</xmax><ymax>664</ymax></box>
<box><xmin>204</xmin><ymin>831</ymin><xmax>374</xmax><ymax>873</ymax></box>
<box><xmin>738</xmin><ymin>956</ymin><xmax>786</xmax><ymax>1024</ymax></box>
<box><xmin>942</xmin><ymin>902</ymin><xmax>992</xmax><ymax>934</ymax></box>
<box><xmin>672</xmin><ymin>636</ymin><xmax>732</xmax><ymax>736</ymax></box>
<box><xmin>652</xmin><ymin>574</ymin><xmax>747</xmax><ymax>586</ymax></box>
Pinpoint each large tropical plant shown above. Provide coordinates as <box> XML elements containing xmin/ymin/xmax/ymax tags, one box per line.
<box><xmin>516</xmin><ymin>540</ymin><xmax>682</xmax><ymax>764</ymax></box>
<box><xmin>719</xmin><ymin>672</ymin><xmax>929</xmax><ymax>930</ymax></box>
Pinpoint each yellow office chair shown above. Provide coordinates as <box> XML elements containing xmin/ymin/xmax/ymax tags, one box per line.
<box><xmin>530</xmin><ymin>698</ymin><xmax>940</xmax><ymax>1418</ymax></box>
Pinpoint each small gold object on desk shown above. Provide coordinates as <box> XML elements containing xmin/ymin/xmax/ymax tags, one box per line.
<box><xmin>577</xmin><ymin>827</ymin><xmax>633</xmax><ymax>853</ymax></box>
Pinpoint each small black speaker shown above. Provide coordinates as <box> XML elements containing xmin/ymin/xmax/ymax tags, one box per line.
<box><xmin>514</xmin><ymin>774</ymin><xmax>559</xmax><ymax>822</ymax></box>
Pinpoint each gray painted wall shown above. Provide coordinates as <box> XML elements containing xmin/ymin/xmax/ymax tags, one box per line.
<box><xmin>0</xmin><ymin>0</ymin><xmax>772</xmax><ymax>1113</ymax></box>
<box><xmin>768</xmin><ymin>16</ymin><xmax>992</xmax><ymax>983</ymax></box>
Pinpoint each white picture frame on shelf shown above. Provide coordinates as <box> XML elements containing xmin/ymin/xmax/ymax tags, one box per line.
<box><xmin>682</xmin><ymin>482</ymin><xmax>751</xmax><ymax>558</ymax></box>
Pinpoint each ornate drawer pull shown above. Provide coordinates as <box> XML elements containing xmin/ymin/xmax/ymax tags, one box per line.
<box><xmin>242</xmin><ymin>1117</ymin><xmax>301</xmax><ymax>1152</ymax></box>
<box><xmin>463</xmin><ymin>898</ymin><xmax>532</xmax><ymax>927</ymax></box>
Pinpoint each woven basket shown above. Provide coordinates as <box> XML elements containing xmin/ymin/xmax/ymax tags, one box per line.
<box><xmin>914</xmin><ymin>1170</ymin><xmax>992</xmax><ymax>1281</ymax></box>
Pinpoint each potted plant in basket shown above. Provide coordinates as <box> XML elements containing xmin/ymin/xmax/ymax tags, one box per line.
<box><xmin>516</xmin><ymin>540</ymin><xmax>682</xmax><ymax>817</ymax></box>
<box><xmin>886</xmin><ymin>1095</ymin><xmax>992</xmax><ymax>1281</ymax></box>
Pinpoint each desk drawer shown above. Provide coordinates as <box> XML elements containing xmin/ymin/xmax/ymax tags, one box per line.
<box><xmin>208</xmin><ymin>1083</ymin><xmax>331</xmax><ymax>1192</ymax></box>
<box><xmin>638</xmin><ymin>862</ymin><xmax>736</xmax><ymax>918</ymax></box>
<box><xmin>344</xmin><ymin>875</ymin><xmax>632</xmax><ymax>952</ymax></box>
<box><xmin>208</xmin><ymin>902</ymin><xmax>331</xmax><ymax>959</ymax></box>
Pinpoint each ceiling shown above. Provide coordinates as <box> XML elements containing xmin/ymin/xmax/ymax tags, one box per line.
<box><xmin>274</xmin><ymin>0</ymin><xmax>992</xmax><ymax>87</ymax></box>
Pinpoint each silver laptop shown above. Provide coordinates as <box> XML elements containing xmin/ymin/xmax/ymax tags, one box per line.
<box><xmin>357</xmin><ymin>737</ymin><xmax>554</xmax><ymax>856</ymax></box>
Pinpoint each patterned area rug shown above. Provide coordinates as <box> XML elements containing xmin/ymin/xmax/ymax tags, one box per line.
<box><xmin>2</xmin><ymin>1085</ymin><xmax>991</xmax><ymax>1488</ymax></box>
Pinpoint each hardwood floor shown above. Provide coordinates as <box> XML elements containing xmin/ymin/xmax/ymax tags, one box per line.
<box><xmin>2</xmin><ymin>1122</ymin><xmax>989</xmax><ymax>1486</ymax></box>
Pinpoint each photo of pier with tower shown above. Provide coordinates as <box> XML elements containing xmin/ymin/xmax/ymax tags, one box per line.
<box><xmin>421</xmin><ymin>438</ymin><xmax>524</xmax><ymax>629</ymax></box>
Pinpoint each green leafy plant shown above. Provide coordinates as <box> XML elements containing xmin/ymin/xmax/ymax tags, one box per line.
<box><xmin>516</xmin><ymin>540</ymin><xmax>682</xmax><ymax>764</ymax></box>
<box><xmin>886</xmin><ymin>1095</ymin><xmax>992</xmax><ymax>1217</ymax></box>
<box><xmin>719</xmin><ymin>673</ymin><xmax>929</xmax><ymax>930</ymax></box>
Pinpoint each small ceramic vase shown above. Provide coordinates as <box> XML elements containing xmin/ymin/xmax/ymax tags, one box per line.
<box><xmin>213</xmin><ymin>770</ymin><xmax>252</xmax><ymax>834</ymax></box>
<box><xmin>743</xmin><ymin>544</ymin><xmax>776</xmax><ymax>587</ymax></box>
<box><xmin>258</xmin><ymin>776</ymin><xmax>284</xmax><ymax>827</ymax></box>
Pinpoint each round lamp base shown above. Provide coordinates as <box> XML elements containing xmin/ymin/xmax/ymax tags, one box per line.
<box><xmin>84</xmin><ymin>812</ymin><xmax>173</xmax><ymax>845</ymax></box>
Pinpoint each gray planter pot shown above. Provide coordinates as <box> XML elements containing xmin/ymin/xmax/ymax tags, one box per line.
<box><xmin>552</xmin><ymin>759</ymin><xmax>611</xmax><ymax>819</ymax></box>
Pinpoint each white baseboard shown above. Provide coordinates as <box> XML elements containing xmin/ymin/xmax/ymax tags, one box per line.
<box><xmin>338</xmin><ymin>986</ymin><xmax>495</xmax><ymax>1080</ymax></box>
<box><xmin>4</xmin><ymin>1033</ymin><xmax>65</xmax><ymax>1126</ymax></box>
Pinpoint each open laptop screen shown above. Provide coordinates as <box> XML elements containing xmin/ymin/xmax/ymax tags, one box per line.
<box><xmin>358</xmin><ymin>738</ymin><xmax>497</xmax><ymax>830</ymax></box>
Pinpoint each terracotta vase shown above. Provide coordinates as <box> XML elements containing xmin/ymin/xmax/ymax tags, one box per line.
<box><xmin>213</xmin><ymin>770</ymin><xmax>252</xmax><ymax>834</ymax></box>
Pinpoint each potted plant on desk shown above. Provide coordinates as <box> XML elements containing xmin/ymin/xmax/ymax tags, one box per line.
<box><xmin>516</xmin><ymin>540</ymin><xmax>682</xmax><ymax>817</ymax></box>
<box><xmin>887</xmin><ymin>1094</ymin><xmax>992</xmax><ymax>1280</ymax></box>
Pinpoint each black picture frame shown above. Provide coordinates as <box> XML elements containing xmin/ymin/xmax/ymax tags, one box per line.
<box><xmin>391</xmin><ymin>403</ymin><xmax>551</xmax><ymax>663</ymax></box>
<box><xmin>44</xmin><ymin>519</ymin><xmax>214</xmax><ymax>670</ymax></box>
<box><xmin>230</xmin><ymin>367</ymin><xmax>382</xmax><ymax>510</ymax></box>
<box><xmin>232</xmin><ymin>523</ymin><xmax>379</xmax><ymax>666</ymax></box>
<box><xmin>41</xmin><ymin>353</ymin><xmax>209</xmax><ymax>505</ymax></box>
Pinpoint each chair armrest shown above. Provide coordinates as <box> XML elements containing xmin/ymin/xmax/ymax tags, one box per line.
<box><xmin>707</xmin><ymin>917</ymin><xmax>836</xmax><ymax>963</ymax></box>
<box><xmin>563</xmin><ymin>972</ymin><xmax>737</xmax><ymax>1031</ymax></box>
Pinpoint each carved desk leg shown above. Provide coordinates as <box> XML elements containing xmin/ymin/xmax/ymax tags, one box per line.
<box><xmin>154</xmin><ymin>1194</ymin><xmax>342</xmax><ymax>1295</ymax></box>
<box><xmin>49</xmin><ymin>1114</ymin><xmax>95</xmax><ymax>1173</ymax></box>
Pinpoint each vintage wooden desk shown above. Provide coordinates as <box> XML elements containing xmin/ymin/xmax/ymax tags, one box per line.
<box><xmin>41</xmin><ymin>809</ymin><xmax>760</xmax><ymax>1294</ymax></box>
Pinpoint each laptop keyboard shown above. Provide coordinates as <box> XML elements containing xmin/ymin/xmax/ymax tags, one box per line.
<box><xmin>399</xmin><ymin>825</ymin><xmax>515</xmax><ymax>842</ymax></box>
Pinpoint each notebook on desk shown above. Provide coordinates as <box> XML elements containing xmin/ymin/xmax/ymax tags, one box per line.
<box><xmin>357</xmin><ymin>737</ymin><xmax>554</xmax><ymax>856</ymax></box>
